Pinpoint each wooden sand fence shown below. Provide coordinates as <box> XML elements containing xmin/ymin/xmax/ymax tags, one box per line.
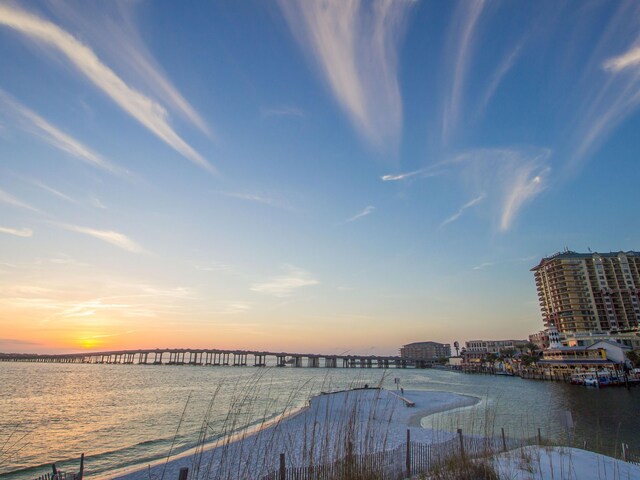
<box><xmin>258</xmin><ymin>428</ymin><xmax>529</xmax><ymax>480</ymax></box>
<box><xmin>32</xmin><ymin>473</ymin><xmax>80</xmax><ymax>480</ymax></box>
<box><xmin>30</xmin><ymin>453</ymin><xmax>83</xmax><ymax>480</ymax></box>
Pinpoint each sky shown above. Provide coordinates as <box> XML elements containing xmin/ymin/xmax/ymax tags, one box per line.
<box><xmin>0</xmin><ymin>0</ymin><xmax>639</xmax><ymax>355</ymax></box>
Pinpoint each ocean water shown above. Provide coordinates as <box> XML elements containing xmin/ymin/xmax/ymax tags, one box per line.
<box><xmin>1</xmin><ymin>363</ymin><xmax>638</xmax><ymax>479</ymax></box>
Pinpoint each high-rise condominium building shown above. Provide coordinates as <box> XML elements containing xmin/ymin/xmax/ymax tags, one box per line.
<box><xmin>531</xmin><ymin>250</ymin><xmax>640</xmax><ymax>334</ymax></box>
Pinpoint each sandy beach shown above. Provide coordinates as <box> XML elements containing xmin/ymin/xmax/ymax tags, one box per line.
<box><xmin>110</xmin><ymin>388</ymin><xmax>640</xmax><ymax>480</ymax></box>
<box><xmin>112</xmin><ymin>388</ymin><xmax>479</xmax><ymax>480</ymax></box>
<box><xmin>493</xmin><ymin>446</ymin><xmax>640</xmax><ymax>479</ymax></box>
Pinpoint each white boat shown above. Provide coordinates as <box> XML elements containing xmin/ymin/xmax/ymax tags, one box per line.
<box><xmin>584</xmin><ymin>377</ymin><xmax>599</xmax><ymax>387</ymax></box>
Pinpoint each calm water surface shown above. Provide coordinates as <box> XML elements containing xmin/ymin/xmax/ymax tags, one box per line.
<box><xmin>1</xmin><ymin>363</ymin><xmax>638</xmax><ymax>479</ymax></box>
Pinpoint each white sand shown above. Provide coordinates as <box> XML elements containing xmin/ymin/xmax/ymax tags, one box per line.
<box><xmin>111</xmin><ymin>389</ymin><xmax>640</xmax><ymax>480</ymax></box>
<box><xmin>493</xmin><ymin>446</ymin><xmax>640</xmax><ymax>480</ymax></box>
<box><xmin>111</xmin><ymin>388</ymin><xmax>478</xmax><ymax>480</ymax></box>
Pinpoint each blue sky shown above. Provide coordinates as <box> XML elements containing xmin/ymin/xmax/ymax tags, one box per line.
<box><xmin>0</xmin><ymin>0</ymin><xmax>639</xmax><ymax>354</ymax></box>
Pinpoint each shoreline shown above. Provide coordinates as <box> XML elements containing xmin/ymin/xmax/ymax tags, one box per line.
<box><xmin>107</xmin><ymin>402</ymin><xmax>311</xmax><ymax>479</ymax></box>
<box><xmin>111</xmin><ymin>388</ymin><xmax>480</xmax><ymax>480</ymax></box>
<box><xmin>407</xmin><ymin>392</ymin><xmax>480</xmax><ymax>428</ymax></box>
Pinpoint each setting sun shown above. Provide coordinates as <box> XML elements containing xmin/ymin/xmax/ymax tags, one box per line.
<box><xmin>78</xmin><ymin>337</ymin><xmax>102</xmax><ymax>350</ymax></box>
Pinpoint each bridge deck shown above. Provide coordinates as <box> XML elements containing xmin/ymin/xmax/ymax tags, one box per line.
<box><xmin>0</xmin><ymin>348</ymin><xmax>437</xmax><ymax>368</ymax></box>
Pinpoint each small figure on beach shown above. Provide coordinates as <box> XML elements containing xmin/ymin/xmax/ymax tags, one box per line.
<box><xmin>401</xmin><ymin>387</ymin><xmax>404</xmax><ymax>396</ymax></box>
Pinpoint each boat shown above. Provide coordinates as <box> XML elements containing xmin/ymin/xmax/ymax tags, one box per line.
<box><xmin>584</xmin><ymin>377</ymin><xmax>599</xmax><ymax>387</ymax></box>
<box><xmin>570</xmin><ymin>375</ymin><xmax>584</xmax><ymax>385</ymax></box>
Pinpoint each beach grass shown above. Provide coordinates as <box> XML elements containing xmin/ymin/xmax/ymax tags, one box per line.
<box><xmin>110</xmin><ymin>371</ymin><xmax>640</xmax><ymax>480</ymax></box>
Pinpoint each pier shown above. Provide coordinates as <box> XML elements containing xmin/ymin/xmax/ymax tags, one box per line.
<box><xmin>0</xmin><ymin>348</ymin><xmax>437</xmax><ymax>369</ymax></box>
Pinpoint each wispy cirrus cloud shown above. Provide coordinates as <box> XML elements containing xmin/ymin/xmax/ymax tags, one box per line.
<box><xmin>212</xmin><ymin>302</ymin><xmax>252</xmax><ymax>315</ymax></box>
<box><xmin>0</xmin><ymin>281</ymin><xmax>196</xmax><ymax>328</ymax></box>
<box><xmin>381</xmin><ymin>169</ymin><xmax>429</xmax><ymax>182</ymax></box>
<box><xmin>478</xmin><ymin>40</ymin><xmax>524</xmax><ymax>116</ymax></box>
<box><xmin>0</xmin><ymin>226</ymin><xmax>33</xmax><ymax>237</ymax></box>
<box><xmin>472</xmin><ymin>262</ymin><xmax>494</xmax><ymax>271</ymax></box>
<box><xmin>0</xmin><ymin>90</ymin><xmax>125</xmax><ymax>175</ymax></box>
<box><xmin>603</xmin><ymin>45</ymin><xmax>640</xmax><ymax>72</ymax></box>
<box><xmin>260</xmin><ymin>106</ymin><xmax>305</xmax><ymax>119</ymax></box>
<box><xmin>0</xmin><ymin>338</ymin><xmax>42</xmax><ymax>348</ymax></box>
<box><xmin>89</xmin><ymin>197</ymin><xmax>107</xmax><ymax>210</ymax></box>
<box><xmin>381</xmin><ymin>171</ymin><xmax>420</xmax><ymax>182</ymax></box>
<box><xmin>563</xmin><ymin>3</ymin><xmax>640</xmax><ymax>170</ymax></box>
<box><xmin>278</xmin><ymin>0</ymin><xmax>413</xmax><ymax>150</ymax></box>
<box><xmin>195</xmin><ymin>261</ymin><xmax>237</xmax><ymax>273</ymax></box>
<box><xmin>48</xmin><ymin>1</ymin><xmax>211</xmax><ymax>137</ymax></box>
<box><xmin>0</xmin><ymin>3</ymin><xmax>214</xmax><ymax>173</ymax></box>
<box><xmin>382</xmin><ymin>147</ymin><xmax>550</xmax><ymax>232</ymax></box>
<box><xmin>56</xmin><ymin>223</ymin><xmax>147</xmax><ymax>254</ymax></box>
<box><xmin>24</xmin><ymin>177</ymin><xmax>77</xmax><ymax>204</ymax></box>
<box><xmin>381</xmin><ymin>164</ymin><xmax>448</xmax><ymax>182</ymax></box>
<box><xmin>441</xmin><ymin>0</ymin><xmax>486</xmax><ymax>144</ymax></box>
<box><xmin>499</xmin><ymin>164</ymin><xmax>548</xmax><ymax>232</ymax></box>
<box><xmin>225</xmin><ymin>192</ymin><xmax>293</xmax><ymax>211</ymax></box>
<box><xmin>58</xmin><ymin>299</ymin><xmax>132</xmax><ymax>318</ymax></box>
<box><xmin>0</xmin><ymin>188</ymin><xmax>40</xmax><ymax>213</ymax></box>
<box><xmin>440</xmin><ymin>193</ymin><xmax>485</xmax><ymax>227</ymax></box>
<box><xmin>345</xmin><ymin>205</ymin><xmax>375</xmax><ymax>224</ymax></box>
<box><xmin>251</xmin><ymin>265</ymin><xmax>319</xmax><ymax>298</ymax></box>
<box><xmin>453</xmin><ymin>148</ymin><xmax>551</xmax><ymax>232</ymax></box>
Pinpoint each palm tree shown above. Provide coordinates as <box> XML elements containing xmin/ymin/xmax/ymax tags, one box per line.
<box><xmin>485</xmin><ymin>352</ymin><xmax>499</xmax><ymax>366</ymax></box>
<box><xmin>627</xmin><ymin>350</ymin><xmax>639</xmax><ymax>368</ymax></box>
<box><xmin>525</xmin><ymin>342</ymin><xmax>540</xmax><ymax>355</ymax></box>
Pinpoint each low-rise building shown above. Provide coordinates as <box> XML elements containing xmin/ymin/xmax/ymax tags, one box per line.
<box><xmin>463</xmin><ymin>339</ymin><xmax>528</xmax><ymax>362</ymax></box>
<box><xmin>448</xmin><ymin>356</ymin><xmax>463</xmax><ymax>368</ymax></box>
<box><xmin>587</xmin><ymin>340</ymin><xmax>632</xmax><ymax>364</ymax></box>
<box><xmin>537</xmin><ymin>346</ymin><xmax>616</xmax><ymax>375</ymax></box>
<box><xmin>400</xmin><ymin>341</ymin><xmax>451</xmax><ymax>360</ymax></box>
<box><xmin>536</xmin><ymin>327</ymin><xmax>631</xmax><ymax>377</ymax></box>
<box><xmin>528</xmin><ymin>331</ymin><xmax>549</xmax><ymax>350</ymax></box>
<box><xmin>562</xmin><ymin>330</ymin><xmax>640</xmax><ymax>351</ymax></box>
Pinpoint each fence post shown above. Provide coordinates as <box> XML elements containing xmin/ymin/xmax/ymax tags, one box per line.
<box><xmin>457</xmin><ymin>428</ymin><xmax>465</xmax><ymax>457</ymax></box>
<box><xmin>538</xmin><ymin>428</ymin><xmax>542</xmax><ymax>445</ymax></box>
<box><xmin>279</xmin><ymin>452</ymin><xmax>286</xmax><ymax>480</ymax></box>
<box><xmin>622</xmin><ymin>443</ymin><xmax>628</xmax><ymax>462</ymax></box>
<box><xmin>501</xmin><ymin>428</ymin><xmax>507</xmax><ymax>452</ymax></box>
<box><xmin>406</xmin><ymin>428</ymin><xmax>411</xmax><ymax>477</ymax></box>
<box><xmin>78</xmin><ymin>453</ymin><xmax>84</xmax><ymax>480</ymax></box>
<box><xmin>177</xmin><ymin>467</ymin><xmax>188</xmax><ymax>480</ymax></box>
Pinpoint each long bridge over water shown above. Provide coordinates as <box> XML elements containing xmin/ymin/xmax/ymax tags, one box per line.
<box><xmin>0</xmin><ymin>348</ymin><xmax>436</xmax><ymax>368</ymax></box>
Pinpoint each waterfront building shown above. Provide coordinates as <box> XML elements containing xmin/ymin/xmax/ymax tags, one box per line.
<box><xmin>533</xmin><ymin>325</ymin><xmax>633</xmax><ymax>377</ymax></box>
<box><xmin>587</xmin><ymin>340</ymin><xmax>633</xmax><ymax>364</ymax></box>
<box><xmin>400</xmin><ymin>341</ymin><xmax>451</xmax><ymax>360</ymax></box>
<box><xmin>463</xmin><ymin>339</ymin><xmax>528</xmax><ymax>362</ymax></box>
<box><xmin>531</xmin><ymin>250</ymin><xmax>640</xmax><ymax>334</ymax></box>
<box><xmin>528</xmin><ymin>330</ymin><xmax>549</xmax><ymax>350</ymax></box>
<box><xmin>538</xmin><ymin>345</ymin><xmax>614</xmax><ymax>373</ymax></box>
<box><xmin>448</xmin><ymin>356</ymin><xmax>463</xmax><ymax>369</ymax></box>
<box><xmin>561</xmin><ymin>330</ymin><xmax>640</xmax><ymax>350</ymax></box>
